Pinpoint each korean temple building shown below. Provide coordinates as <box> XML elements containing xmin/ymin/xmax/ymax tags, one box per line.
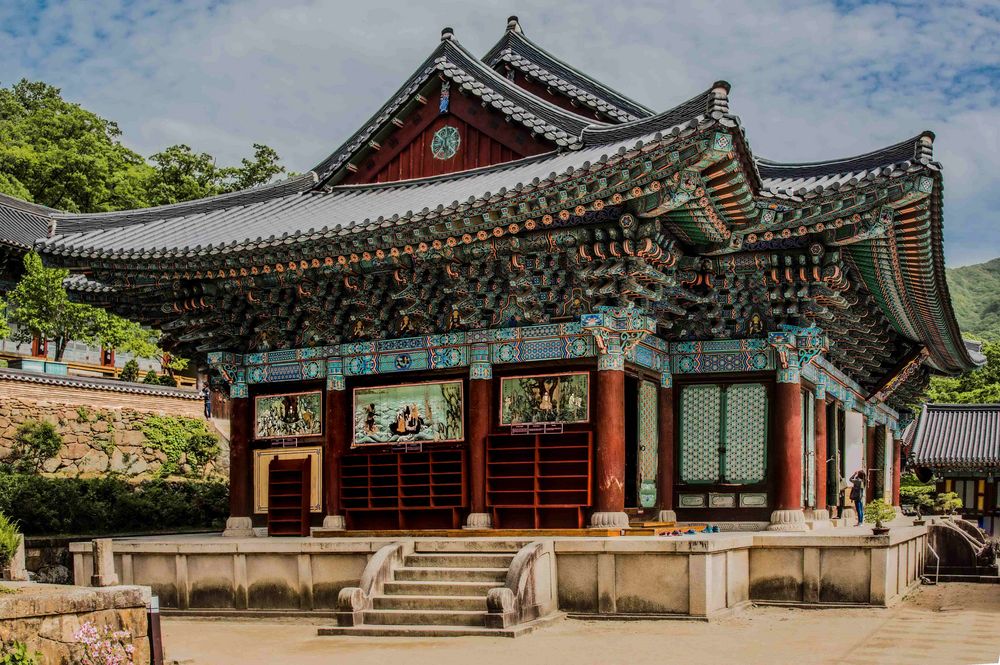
<box><xmin>8</xmin><ymin>17</ymin><xmax>983</xmax><ymax>535</ymax></box>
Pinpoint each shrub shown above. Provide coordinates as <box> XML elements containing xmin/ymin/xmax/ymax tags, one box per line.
<box><xmin>864</xmin><ymin>498</ymin><xmax>897</xmax><ymax>526</ymax></box>
<box><xmin>75</xmin><ymin>621</ymin><xmax>134</xmax><ymax>665</ymax></box>
<box><xmin>3</xmin><ymin>421</ymin><xmax>62</xmax><ymax>473</ymax></box>
<box><xmin>0</xmin><ymin>642</ymin><xmax>39</xmax><ymax>665</ymax></box>
<box><xmin>157</xmin><ymin>374</ymin><xmax>178</xmax><ymax>387</ymax></box>
<box><xmin>118</xmin><ymin>359</ymin><xmax>140</xmax><ymax>383</ymax></box>
<box><xmin>139</xmin><ymin>415</ymin><xmax>219</xmax><ymax>477</ymax></box>
<box><xmin>935</xmin><ymin>491</ymin><xmax>963</xmax><ymax>514</ymax></box>
<box><xmin>0</xmin><ymin>474</ymin><xmax>228</xmax><ymax>536</ymax></box>
<box><xmin>142</xmin><ymin>369</ymin><xmax>159</xmax><ymax>384</ymax></box>
<box><xmin>0</xmin><ymin>512</ymin><xmax>20</xmax><ymax>567</ymax></box>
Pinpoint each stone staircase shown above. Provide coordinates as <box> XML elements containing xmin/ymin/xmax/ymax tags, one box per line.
<box><xmin>320</xmin><ymin>540</ymin><xmax>560</xmax><ymax>637</ymax></box>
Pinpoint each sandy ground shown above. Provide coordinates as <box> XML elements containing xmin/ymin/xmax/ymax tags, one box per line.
<box><xmin>161</xmin><ymin>583</ymin><xmax>1000</xmax><ymax>665</ymax></box>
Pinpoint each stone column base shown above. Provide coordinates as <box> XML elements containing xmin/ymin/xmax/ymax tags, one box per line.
<box><xmin>766</xmin><ymin>509</ymin><xmax>808</xmax><ymax>532</ymax></box>
<box><xmin>657</xmin><ymin>509</ymin><xmax>677</xmax><ymax>523</ymax></box>
<box><xmin>804</xmin><ymin>508</ymin><xmax>831</xmax><ymax>521</ymax></box>
<box><xmin>590</xmin><ymin>511</ymin><xmax>630</xmax><ymax>529</ymax></box>
<box><xmin>222</xmin><ymin>516</ymin><xmax>255</xmax><ymax>538</ymax></box>
<box><xmin>321</xmin><ymin>515</ymin><xmax>346</xmax><ymax>531</ymax></box>
<box><xmin>464</xmin><ymin>513</ymin><xmax>493</xmax><ymax>529</ymax></box>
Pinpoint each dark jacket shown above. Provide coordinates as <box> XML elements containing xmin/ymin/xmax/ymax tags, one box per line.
<box><xmin>849</xmin><ymin>478</ymin><xmax>864</xmax><ymax>502</ymax></box>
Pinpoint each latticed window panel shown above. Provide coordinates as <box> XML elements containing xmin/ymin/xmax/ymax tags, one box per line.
<box><xmin>680</xmin><ymin>384</ymin><xmax>721</xmax><ymax>483</ymax></box>
<box><xmin>637</xmin><ymin>380</ymin><xmax>659</xmax><ymax>506</ymax></box>
<box><xmin>724</xmin><ymin>383</ymin><xmax>768</xmax><ymax>484</ymax></box>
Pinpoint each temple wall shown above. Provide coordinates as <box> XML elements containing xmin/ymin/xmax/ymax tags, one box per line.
<box><xmin>70</xmin><ymin>530</ymin><xmax>926</xmax><ymax>617</ymax></box>
<box><xmin>0</xmin><ymin>395</ymin><xmax>227</xmax><ymax>479</ymax></box>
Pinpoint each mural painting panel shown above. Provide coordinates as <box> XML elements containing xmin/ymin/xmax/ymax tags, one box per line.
<box><xmin>353</xmin><ymin>380</ymin><xmax>464</xmax><ymax>446</ymax></box>
<box><xmin>499</xmin><ymin>372</ymin><xmax>590</xmax><ymax>426</ymax></box>
<box><xmin>254</xmin><ymin>391</ymin><xmax>323</xmax><ymax>440</ymax></box>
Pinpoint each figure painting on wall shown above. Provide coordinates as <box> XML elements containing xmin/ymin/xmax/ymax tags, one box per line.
<box><xmin>499</xmin><ymin>372</ymin><xmax>589</xmax><ymax>425</ymax></box>
<box><xmin>353</xmin><ymin>380</ymin><xmax>464</xmax><ymax>446</ymax></box>
<box><xmin>254</xmin><ymin>391</ymin><xmax>323</xmax><ymax>439</ymax></box>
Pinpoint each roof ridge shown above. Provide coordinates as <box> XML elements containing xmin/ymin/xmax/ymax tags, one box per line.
<box><xmin>482</xmin><ymin>27</ymin><xmax>654</xmax><ymax>120</ymax></box>
<box><xmin>757</xmin><ymin>131</ymin><xmax>935</xmax><ymax>171</ymax></box>
<box><xmin>0</xmin><ymin>192</ymin><xmax>59</xmax><ymax>217</ymax></box>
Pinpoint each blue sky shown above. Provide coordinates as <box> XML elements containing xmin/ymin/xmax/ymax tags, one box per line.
<box><xmin>1</xmin><ymin>0</ymin><xmax>998</xmax><ymax>266</ymax></box>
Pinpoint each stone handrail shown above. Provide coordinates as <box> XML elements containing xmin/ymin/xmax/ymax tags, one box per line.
<box><xmin>485</xmin><ymin>540</ymin><xmax>556</xmax><ymax>629</ymax></box>
<box><xmin>335</xmin><ymin>541</ymin><xmax>410</xmax><ymax>626</ymax></box>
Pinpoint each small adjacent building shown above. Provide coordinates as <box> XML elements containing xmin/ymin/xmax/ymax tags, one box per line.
<box><xmin>911</xmin><ymin>403</ymin><xmax>1000</xmax><ymax>535</ymax></box>
<box><xmin>1</xmin><ymin>18</ymin><xmax>983</xmax><ymax>534</ymax></box>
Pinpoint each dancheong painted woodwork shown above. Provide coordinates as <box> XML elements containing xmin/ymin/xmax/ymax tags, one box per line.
<box><xmin>0</xmin><ymin>17</ymin><xmax>982</xmax><ymax>531</ymax></box>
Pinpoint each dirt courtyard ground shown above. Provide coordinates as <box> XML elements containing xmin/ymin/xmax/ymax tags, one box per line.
<box><xmin>162</xmin><ymin>583</ymin><xmax>1000</xmax><ymax>665</ymax></box>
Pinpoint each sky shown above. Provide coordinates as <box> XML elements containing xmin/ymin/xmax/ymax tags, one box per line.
<box><xmin>1</xmin><ymin>0</ymin><xmax>998</xmax><ymax>266</ymax></box>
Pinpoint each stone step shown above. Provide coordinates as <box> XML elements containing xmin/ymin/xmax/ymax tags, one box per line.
<box><xmin>372</xmin><ymin>594</ymin><xmax>487</xmax><ymax>611</ymax></box>
<box><xmin>413</xmin><ymin>540</ymin><xmax>528</xmax><ymax>553</ymax></box>
<box><xmin>363</xmin><ymin>609</ymin><xmax>487</xmax><ymax>627</ymax></box>
<box><xmin>405</xmin><ymin>553</ymin><xmax>515</xmax><ymax>568</ymax></box>
<box><xmin>393</xmin><ymin>567</ymin><xmax>508</xmax><ymax>583</ymax></box>
<box><xmin>383</xmin><ymin>580</ymin><xmax>497</xmax><ymax>596</ymax></box>
<box><xmin>318</xmin><ymin>624</ymin><xmax>525</xmax><ymax>638</ymax></box>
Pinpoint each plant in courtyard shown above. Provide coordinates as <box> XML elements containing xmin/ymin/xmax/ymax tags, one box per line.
<box><xmin>138</xmin><ymin>415</ymin><xmax>219</xmax><ymax>477</ymax></box>
<box><xmin>141</xmin><ymin>370</ymin><xmax>159</xmax><ymax>385</ymax></box>
<box><xmin>0</xmin><ymin>641</ymin><xmax>40</xmax><ymax>665</ymax></box>
<box><xmin>864</xmin><ymin>498</ymin><xmax>896</xmax><ymax>530</ymax></box>
<box><xmin>934</xmin><ymin>491</ymin><xmax>963</xmax><ymax>515</ymax></box>
<box><xmin>74</xmin><ymin>621</ymin><xmax>134</xmax><ymax>665</ymax></box>
<box><xmin>0</xmin><ymin>512</ymin><xmax>21</xmax><ymax>567</ymax></box>
<box><xmin>3</xmin><ymin>420</ymin><xmax>62</xmax><ymax>473</ymax></box>
<box><xmin>118</xmin><ymin>359</ymin><xmax>140</xmax><ymax>383</ymax></box>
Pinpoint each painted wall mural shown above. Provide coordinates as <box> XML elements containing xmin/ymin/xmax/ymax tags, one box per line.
<box><xmin>254</xmin><ymin>391</ymin><xmax>323</xmax><ymax>439</ymax></box>
<box><xmin>353</xmin><ymin>380</ymin><xmax>464</xmax><ymax>446</ymax></box>
<box><xmin>499</xmin><ymin>372</ymin><xmax>590</xmax><ymax>426</ymax></box>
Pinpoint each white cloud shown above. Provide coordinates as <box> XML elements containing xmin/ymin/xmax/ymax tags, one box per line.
<box><xmin>1</xmin><ymin>0</ymin><xmax>997</xmax><ymax>264</ymax></box>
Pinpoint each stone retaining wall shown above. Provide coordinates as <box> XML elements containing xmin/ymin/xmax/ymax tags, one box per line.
<box><xmin>0</xmin><ymin>583</ymin><xmax>151</xmax><ymax>665</ymax></box>
<box><xmin>0</xmin><ymin>397</ymin><xmax>228</xmax><ymax>479</ymax></box>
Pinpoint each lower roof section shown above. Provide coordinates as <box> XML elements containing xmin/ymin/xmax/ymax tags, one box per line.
<box><xmin>911</xmin><ymin>403</ymin><xmax>1000</xmax><ymax>469</ymax></box>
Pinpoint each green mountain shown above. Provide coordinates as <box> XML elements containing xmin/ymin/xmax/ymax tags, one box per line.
<box><xmin>947</xmin><ymin>258</ymin><xmax>1000</xmax><ymax>341</ymax></box>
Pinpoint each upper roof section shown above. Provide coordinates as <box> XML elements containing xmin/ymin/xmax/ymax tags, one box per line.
<box><xmin>911</xmin><ymin>403</ymin><xmax>1000</xmax><ymax>469</ymax></box>
<box><xmin>0</xmin><ymin>193</ymin><xmax>53</xmax><ymax>249</ymax></box>
<box><xmin>483</xmin><ymin>16</ymin><xmax>654</xmax><ymax>123</ymax></box>
<box><xmin>310</xmin><ymin>28</ymin><xmax>608</xmax><ymax>187</ymax></box>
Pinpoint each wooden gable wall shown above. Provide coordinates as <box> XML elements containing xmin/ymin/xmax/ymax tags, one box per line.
<box><xmin>343</xmin><ymin>88</ymin><xmax>553</xmax><ymax>185</ymax></box>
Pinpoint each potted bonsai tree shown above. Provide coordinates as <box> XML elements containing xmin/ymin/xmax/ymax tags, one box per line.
<box><xmin>864</xmin><ymin>498</ymin><xmax>896</xmax><ymax>535</ymax></box>
<box><xmin>934</xmin><ymin>491</ymin><xmax>963</xmax><ymax>519</ymax></box>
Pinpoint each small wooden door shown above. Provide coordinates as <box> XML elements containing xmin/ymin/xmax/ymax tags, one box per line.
<box><xmin>267</xmin><ymin>457</ymin><xmax>311</xmax><ymax>536</ymax></box>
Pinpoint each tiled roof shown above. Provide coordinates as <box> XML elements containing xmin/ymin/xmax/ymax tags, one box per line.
<box><xmin>911</xmin><ymin>404</ymin><xmax>1000</xmax><ymax>469</ymax></box>
<box><xmin>310</xmin><ymin>33</ymin><xmax>606</xmax><ymax>185</ymax></box>
<box><xmin>0</xmin><ymin>193</ymin><xmax>53</xmax><ymax>248</ymax></box>
<box><xmin>483</xmin><ymin>20</ymin><xmax>654</xmax><ymax>123</ymax></box>
<box><xmin>39</xmin><ymin>84</ymin><xmax>721</xmax><ymax>260</ymax></box>
<box><xmin>0</xmin><ymin>367</ymin><xmax>199</xmax><ymax>399</ymax></box>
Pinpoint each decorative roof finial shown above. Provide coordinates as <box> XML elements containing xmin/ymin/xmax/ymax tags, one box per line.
<box><xmin>507</xmin><ymin>16</ymin><xmax>523</xmax><ymax>33</ymax></box>
<box><xmin>441</xmin><ymin>26</ymin><xmax>455</xmax><ymax>41</ymax></box>
<box><xmin>917</xmin><ymin>130</ymin><xmax>936</xmax><ymax>161</ymax></box>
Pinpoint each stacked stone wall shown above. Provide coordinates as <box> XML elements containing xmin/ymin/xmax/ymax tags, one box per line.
<box><xmin>0</xmin><ymin>396</ymin><xmax>228</xmax><ymax>480</ymax></box>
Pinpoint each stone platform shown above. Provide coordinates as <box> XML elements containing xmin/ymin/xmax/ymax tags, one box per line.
<box><xmin>69</xmin><ymin>525</ymin><xmax>927</xmax><ymax>623</ymax></box>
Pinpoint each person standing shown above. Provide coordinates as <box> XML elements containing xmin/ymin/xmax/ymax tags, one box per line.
<box><xmin>849</xmin><ymin>470</ymin><xmax>866</xmax><ymax>526</ymax></box>
<box><xmin>201</xmin><ymin>385</ymin><xmax>212</xmax><ymax>419</ymax></box>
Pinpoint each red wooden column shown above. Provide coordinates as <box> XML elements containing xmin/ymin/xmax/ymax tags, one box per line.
<box><xmin>322</xmin><ymin>377</ymin><xmax>348</xmax><ymax>530</ymax></box>
<box><xmin>657</xmin><ymin>373</ymin><xmax>676</xmax><ymax>522</ymax></box>
<box><xmin>223</xmin><ymin>393</ymin><xmax>255</xmax><ymax>536</ymax></box>
<box><xmin>592</xmin><ymin>362</ymin><xmax>628</xmax><ymax>528</ymax></box>
<box><xmin>891</xmin><ymin>432</ymin><xmax>902</xmax><ymax>507</ymax></box>
<box><xmin>814</xmin><ymin>386</ymin><xmax>828</xmax><ymax>517</ymax></box>
<box><xmin>768</xmin><ymin>367</ymin><xmax>807</xmax><ymax>531</ymax></box>
<box><xmin>466</xmin><ymin>357</ymin><xmax>492</xmax><ymax>528</ymax></box>
<box><xmin>865</xmin><ymin>424</ymin><xmax>877</xmax><ymax>500</ymax></box>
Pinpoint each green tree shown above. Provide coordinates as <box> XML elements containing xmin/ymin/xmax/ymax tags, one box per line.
<box><xmin>3</xmin><ymin>253</ymin><xmax>98</xmax><ymax>360</ymax></box>
<box><xmin>0</xmin><ymin>79</ymin><xmax>287</xmax><ymax>213</ymax></box>
<box><xmin>925</xmin><ymin>341</ymin><xmax>1000</xmax><ymax>404</ymax></box>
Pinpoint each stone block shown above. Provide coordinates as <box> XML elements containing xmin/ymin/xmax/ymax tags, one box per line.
<box><xmin>78</xmin><ymin>450</ymin><xmax>109</xmax><ymax>473</ymax></box>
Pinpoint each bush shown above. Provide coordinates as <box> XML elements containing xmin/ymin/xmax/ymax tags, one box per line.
<box><xmin>935</xmin><ymin>491</ymin><xmax>963</xmax><ymax>514</ymax></box>
<box><xmin>0</xmin><ymin>512</ymin><xmax>20</xmax><ymax>567</ymax></box>
<box><xmin>157</xmin><ymin>374</ymin><xmax>178</xmax><ymax>387</ymax></box>
<box><xmin>864</xmin><ymin>498</ymin><xmax>897</xmax><ymax>526</ymax></box>
<box><xmin>139</xmin><ymin>415</ymin><xmax>220</xmax><ymax>477</ymax></box>
<box><xmin>3</xmin><ymin>421</ymin><xmax>62</xmax><ymax>473</ymax></box>
<box><xmin>142</xmin><ymin>369</ymin><xmax>159</xmax><ymax>384</ymax></box>
<box><xmin>0</xmin><ymin>642</ymin><xmax>39</xmax><ymax>665</ymax></box>
<box><xmin>119</xmin><ymin>358</ymin><xmax>140</xmax><ymax>383</ymax></box>
<box><xmin>0</xmin><ymin>474</ymin><xmax>228</xmax><ymax>536</ymax></box>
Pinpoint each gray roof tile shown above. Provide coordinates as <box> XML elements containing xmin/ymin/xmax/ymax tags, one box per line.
<box><xmin>911</xmin><ymin>403</ymin><xmax>1000</xmax><ymax>468</ymax></box>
